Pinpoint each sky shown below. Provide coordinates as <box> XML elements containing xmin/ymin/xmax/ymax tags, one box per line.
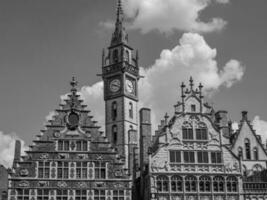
<box><xmin>1</xmin><ymin>0</ymin><xmax>267</xmax><ymax>167</ymax></box>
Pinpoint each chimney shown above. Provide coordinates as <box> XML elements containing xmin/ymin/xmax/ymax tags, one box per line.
<box><xmin>13</xmin><ymin>140</ymin><xmax>21</xmax><ymax>168</ymax></box>
<box><xmin>139</xmin><ymin>108</ymin><xmax>152</xmax><ymax>200</ymax></box>
<box><xmin>242</xmin><ymin>111</ymin><xmax>248</xmax><ymax>120</ymax></box>
<box><xmin>215</xmin><ymin>111</ymin><xmax>230</xmax><ymax>144</ymax></box>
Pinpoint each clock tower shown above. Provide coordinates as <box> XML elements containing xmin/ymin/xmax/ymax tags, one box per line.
<box><xmin>101</xmin><ymin>0</ymin><xmax>139</xmax><ymax>168</ymax></box>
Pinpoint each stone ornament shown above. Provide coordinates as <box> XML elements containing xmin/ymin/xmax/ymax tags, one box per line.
<box><xmin>77</xmin><ymin>182</ymin><xmax>87</xmax><ymax>188</ymax></box>
<box><xmin>40</xmin><ymin>153</ymin><xmax>49</xmax><ymax>160</ymax></box>
<box><xmin>57</xmin><ymin>181</ymin><xmax>67</xmax><ymax>188</ymax></box>
<box><xmin>19</xmin><ymin>169</ymin><xmax>29</xmax><ymax>176</ymax></box>
<box><xmin>18</xmin><ymin>181</ymin><xmax>29</xmax><ymax>187</ymax></box>
<box><xmin>38</xmin><ymin>181</ymin><xmax>49</xmax><ymax>187</ymax></box>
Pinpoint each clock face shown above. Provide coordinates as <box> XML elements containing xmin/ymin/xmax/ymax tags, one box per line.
<box><xmin>110</xmin><ymin>79</ymin><xmax>121</xmax><ymax>92</ymax></box>
<box><xmin>126</xmin><ymin>79</ymin><xmax>134</xmax><ymax>94</ymax></box>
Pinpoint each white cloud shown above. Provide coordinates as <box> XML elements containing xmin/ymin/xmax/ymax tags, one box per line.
<box><xmin>121</xmin><ymin>0</ymin><xmax>227</xmax><ymax>34</ymax></box>
<box><xmin>79</xmin><ymin>33</ymin><xmax>244</xmax><ymax>132</ymax></box>
<box><xmin>0</xmin><ymin>132</ymin><xmax>27</xmax><ymax>168</ymax></box>
<box><xmin>215</xmin><ymin>0</ymin><xmax>230</xmax><ymax>4</ymax></box>
<box><xmin>253</xmin><ymin>116</ymin><xmax>267</xmax><ymax>144</ymax></box>
<box><xmin>232</xmin><ymin>121</ymin><xmax>239</xmax><ymax>131</ymax></box>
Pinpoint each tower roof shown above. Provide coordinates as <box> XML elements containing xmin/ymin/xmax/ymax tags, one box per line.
<box><xmin>110</xmin><ymin>0</ymin><xmax>128</xmax><ymax>46</ymax></box>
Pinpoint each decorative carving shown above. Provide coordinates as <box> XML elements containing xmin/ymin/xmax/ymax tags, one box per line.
<box><xmin>95</xmin><ymin>182</ymin><xmax>105</xmax><ymax>187</ymax></box>
<box><xmin>77</xmin><ymin>182</ymin><xmax>87</xmax><ymax>188</ymax></box>
<box><xmin>58</xmin><ymin>154</ymin><xmax>69</xmax><ymax>159</ymax></box>
<box><xmin>53</xmin><ymin>132</ymin><xmax>61</xmax><ymax>138</ymax></box>
<box><xmin>40</xmin><ymin>154</ymin><xmax>49</xmax><ymax>160</ymax></box>
<box><xmin>96</xmin><ymin>155</ymin><xmax>103</xmax><ymax>160</ymax></box>
<box><xmin>38</xmin><ymin>181</ymin><xmax>49</xmax><ymax>187</ymax></box>
<box><xmin>77</xmin><ymin>154</ymin><xmax>88</xmax><ymax>159</ymax></box>
<box><xmin>57</xmin><ymin>181</ymin><xmax>67</xmax><ymax>188</ymax></box>
<box><xmin>18</xmin><ymin>181</ymin><xmax>29</xmax><ymax>187</ymax></box>
<box><xmin>20</xmin><ymin>169</ymin><xmax>29</xmax><ymax>176</ymax></box>
<box><xmin>114</xmin><ymin>169</ymin><xmax>123</xmax><ymax>177</ymax></box>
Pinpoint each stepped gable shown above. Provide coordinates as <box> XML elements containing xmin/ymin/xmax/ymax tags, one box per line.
<box><xmin>9</xmin><ymin>77</ymin><xmax>132</xmax><ymax>191</ymax></box>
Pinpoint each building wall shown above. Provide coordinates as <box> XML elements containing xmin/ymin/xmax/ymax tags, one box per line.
<box><xmin>0</xmin><ymin>165</ymin><xmax>8</xmax><ymax>200</ymax></box>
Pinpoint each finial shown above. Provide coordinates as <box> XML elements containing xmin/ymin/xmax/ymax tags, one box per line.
<box><xmin>242</xmin><ymin>111</ymin><xmax>248</xmax><ymax>120</ymax></box>
<box><xmin>116</xmin><ymin>0</ymin><xmax>123</xmax><ymax>22</ymax></box>
<box><xmin>164</xmin><ymin>113</ymin><xmax>169</xmax><ymax>125</ymax></box>
<box><xmin>189</xmin><ymin>76</ymin><xmax>194</xmax><ymax>90</ymax></box>
<box><xmin>70</xmin><ymin>76</ymin><xmax>78</xmax><ymax>94</ymax></box>
<box><xmin>199</xmin><ymin>83</ymin><xmax>203</xmax><ymax>98</ymax></box>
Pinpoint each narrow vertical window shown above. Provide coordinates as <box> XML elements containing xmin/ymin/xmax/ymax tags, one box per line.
<box><xmin>184</xmin><ymin>151</ymin><xmax>195</xmax><ymax>163</ymax></box>
<box><xmin>113</xmin><ymin>49</ymin><xmax>118</xmax><ymax>63</ymax></box>
<box><xmin>112</xmin><ymin>101</ymin><xmax>117</xmax><ymax>121</ymax></box>
<box><xmin>75</xmin><ymin>190</ymin><xmax>87</xmax><ymax>200</ymax></box>
<box><xmin>38</xmin><ymin>161</ymin><xmax>50</xmax><ymax>178</ymax></box>
<box><xmin>95</xmin><ymin>161</ymin><xmax>106</xmax><ymax>179</ymax></box>
<box><xmin>253</xmin><ymin>147</ymin><xmax>258</xmax><ymax>160</ymax></box>
<box><xmin>112</xmin><ymin>125</ymin><xmax>118</xmax><ymax>145</ymax></box>
<box><xmin>125</xmin><ymin>50</ymin><xmax>130</xmax><ymax>63</ymax></box>
<box><xmin>129</xmin><ymin>102</ymin><xmax>133</xmax><ymax>119</ymax></box>
<box><xmin>245</xmin><ymin>139</ymin><xmax>251</xmax><ymax>160</ymax></box>
<box><xmin>191</xmin><ymin>104</ymin><xmax>196</xmax><ymax>112</ymax></box>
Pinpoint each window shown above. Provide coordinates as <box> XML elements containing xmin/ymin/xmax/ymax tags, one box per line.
<box><xmin>58</xmin><ymin>140</ymin><xmax>70</xmax><ymax>151</ymax></box>
<box><xmin>37</xmin><ymin>189</ymin><xmax>49</xmax><ymax>200</ymax></box>
<box><xmin>95</xmin><ymin>161</ymin><xmax>106</xmax><ymax>179</ymax></box>
<box><xmin>211</xmin><ymin>152</ymin><xmax>222</xmax><ymax>163</ymax></box>
<box><xmin>113</xmin><ymin>49</ymin><xmax>118</xmax><ymax>63</ymax></box>
<box><xmin>125</xmin><ymin>50</ymin><xmax>130</xmax><ymax>63</ymax></box>
<box><xmin>113</xmin><ymin>190</ymin><xmax>124</xmax><ymax>200</ymax></box>
<box><xmin>253</xmin><ymin>147</ymin><xmax>258</xmax><ymax>160</ymax></box>
<box><xmin>185</xmin><ymin>176</ymin><xmax>197</xmax><ymax>192</ymax></box>
<box><xmin>112</xmin><ymin>125</ymin><xmax>118</xmax><ymax>144</ymax></box>
<box><xmin>156</xmin><ymin>176</ymin><xmax>169</xmax><ymax>192</ymax></box>
<box><xmin>76</xmin><ymin>162</ymin><xmax>88</xmax><ymax>179</ymax></box>
<box><xmin>182</xmin><ymin>128</ymin><xmax>193</xmax><ymax>140</ymax></box>
<box><xmin>199</xmin><ymin>176</ymin><xmax>211</xmax><ymax>192</ymax></box>
<box><xmin>57</xmin><ymin>162</ymin><xmax>69</xmax><ymax>179</ymax></box>
<box><xmin>196</xmin><ymin>128</ymin><xmax>208</xmax><ymax>140</ymax></box>
<box><xmin>191</xmin><ymin>104</ymin><xmax>196</xmax><ymax>112</ymax></box>
<box><xmin>75</xmin><ymin>190</ymin><xmax>87</xmax><ymax>200</ymax></box>
<box><xmin>112</xmin><ymin>102</ymin><xmax>117</xmax><ymax>121</ymax></box>
<box><xmin>94</xmin><ymin>190</ymin><xmax>105</xmax><ymax>200</ymax></box>
<box><xmin>213</xmin><ymin>176</ymin><xmax>224</xmax><ymax>192</ymax></box>
<box><xmin>38</xmin><ymin>161</ymin><xmax>50</xmax><ymax>178</ymax></box>
<box><xmin>171</xmin><ymin>176</ymin><xmax>182</xmax><ymax>192</ymax></box>
<box><xmin>129</xmin><ymin>102</ymin><xmax>133</xmax><ymax>119</ymax></box>
<box><xmin>17</xmin><ymin>189</ymin><xmax>29</xmax><ymax>200</ymax></box>
<box><xmin>245</xmin><ymin>139</ymin><xmax>251</xmax><ymax>160</ymax></box>
<box><xmin>184</xmin><ymin>151</ymin><xmax>195</xmax><ymax>163</ymax></box>
<box><xmin>197</xmin><ymin>151</ymin><xmax>209</xmax><ymax>163</ymax></box>
<box><xmin>226</xmin><ymin>176</ymin><xmax>238</xmax><ymax>192</ymax></box>
<box><xmin>170</xmin><ymin>151</ymin><xmax>181</xmax><ymax>163</ymax></box>
<box><xmin>238</xmin><ymin>147</ymin><xmax>243</xmax><ymax>159</ymax></box>
<box><xmin>56</xmin><ymin>190</ymin><xmax>68</xmax><ymax>200</ymax></box>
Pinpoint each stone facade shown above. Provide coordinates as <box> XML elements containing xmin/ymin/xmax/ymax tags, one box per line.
<box><xmin>0</xmin><ymin>165</ymin><xmax>8</xmax><ymax>200</ymax></box>
<box><xmin>8</xmin><ymin>79</ymin><xmax>132</xmax><ymax>200</ymax></box>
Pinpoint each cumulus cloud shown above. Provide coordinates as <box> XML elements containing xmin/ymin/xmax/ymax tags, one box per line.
<box><xmin>79</xmin><ymin>33</ymin><xmax>244</xmax><ymax>132</ymax></box>
<box><xmin>117</xmin><ymin>0</ymin><xmax>228</xmax><ymax>34</ymax></box>
<box><xmin>0</xmin><ymin>132</ymin><xmax>27</xmax><ymax>168</ymax></box>
<box><xmin>253</xmin><ymin>116</ymin><xmax>267</xmax><ymax>144</ymax></box>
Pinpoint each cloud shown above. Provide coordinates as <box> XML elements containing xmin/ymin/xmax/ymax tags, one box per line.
<box><xmin>215</xmin><ymin>0</ymin><xmax>230</xmax><ymax>4</ymax></box>
<box><xmin>252</xmin><ymin>116</ymin><xmax>267</xmax><ymax>144</ymax></box>
<box><xmin>79</xmin><ymin>33</ymin><xmax>244</xmax><ymax>132</ymax></box>
<box><xmin>120</xmin><ymin>0</ymin><xmax>227</xmax><ymax>34</ymax></box>
<box><xmin>0</xmin><ymin>132</ymin><xmax>28</xmax><ymax>168</ymax></box>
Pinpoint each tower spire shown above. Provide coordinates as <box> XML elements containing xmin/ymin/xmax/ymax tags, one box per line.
<box><xmin>111</xmin><ymin>0</ymin><xmax>128</xmax><ymax>46</ymax></box>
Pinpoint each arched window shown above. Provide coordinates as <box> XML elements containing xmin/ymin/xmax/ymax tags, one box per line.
<box><xmin>238</xmin><ymin>147</ymin><xmax>243</xmax><ymax>159</ymax></box>
<box><xmin>129</xmin><ymin>102</ymin><xmax>133</xmax><ymax>119</ymax></box>
<box><xmin>253</xmin><ymin>147</ymin><xmax>258</xmax><ymax>160</ymax></box>
<box><xmin>185</xmin><ymin>176</ymin><xmax>197</xmax><ymax>192</ymax></box>
<box><xmin>213</xmin><ymin>176</ymin><xmax>224</xmax><ymax>192</ymax></box>
<box><xmin>182</xmin><ymin>122</ymin><xmax>193</xmax><ymax>140</ymax></box>
<box><xmin>199</xmin><ymin>176</ymin><xmax>211</xmax><ymax>192</ymax></box>
<box><xmin>112</xmin><ymin>101</ymin><xmax>117</xmax><ymax>121</ymax></box>
<box><xmin>226</xmin><ymin>176</ymin><xmax>238</xmax><ymax>192</ymax></box>
<box><xmin>245</xmin><ymin>138</ymin><xmax>251</xmax><ymax>160</ymax></box>
<box><xmin>113</xmin><ymin>49</ymin><xmax>118</xmax><ymax>63</ymax></box>
<box><xmin>156</xmin><ymin>176</ymin><xmax>169</xmax><ymax>192</ymax></box>
<box><xmin>171</xmin><ymin>176</ymin><xmax>183</xmax><ymax>192</ymax></box>
<box><xmin>125</xmin><ymin>50</ymin><xmax>130</xmax><ymax>63</ymax></box>
<box><xmin>112</xmin><ymin>125</ymin><xmax>118</xmax><ymax>144</ymax></box>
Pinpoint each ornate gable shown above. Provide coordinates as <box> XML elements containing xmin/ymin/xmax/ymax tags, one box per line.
<box><xmin>9</xmin><ymin>77</ymin><xmax>132</xmax><ymax>200</ymax></box>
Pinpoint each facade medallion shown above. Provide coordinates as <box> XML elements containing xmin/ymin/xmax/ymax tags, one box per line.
<box><xmin>57</xmin><ymin>181</ymin><xmax>67</xmax><ymax>188</ymax></box>
<box><xmin>19</xmin><ymin>169</ymin><xmax>29</xmax><ymax>176</ymax></box>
